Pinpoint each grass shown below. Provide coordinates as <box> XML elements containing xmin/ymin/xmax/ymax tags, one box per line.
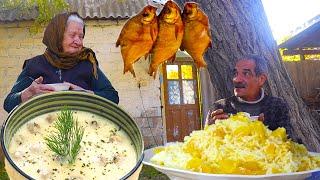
<box><xmin>139</xmin><ymin>165</ymin><xmax>169</xmax><ymax>180</ymax></box>
<box><xmin>0</xmin><ymin>159</ymin><xmax>167</xmax><ymax>180</ymax></box>
<box><xmin>0</xmin><ymin>160</ymin><xmax>9</xmax><ymax>180</ymax></box>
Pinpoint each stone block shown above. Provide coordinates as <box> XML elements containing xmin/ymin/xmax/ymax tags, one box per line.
<box><xmin>152</xmin><ymin>117</ymin><xmax>163</xmax><ymax>129</ymax></box>
<box><xmin>0</xmin><ymin>49</ymin><xmax>8</xmax><ymax>57</ymax></box>
<box><xmin>110</xmin><ymin>45</ymin><xmax>121</xmax><ymax>53</ymax></box>
<box><xmin>143</xmin><ymin>134</ymin><xmax>163</xmax><ymax>148</ymax></box>
<box><xmin>134</xmin><ymin>117</ymin><xmax>152</xmax><ymax>128</ymax></box>
<box><xmin>7</xmin><ymin>27</ymin><xmax>30</xmax><ymax>40</ymax></box>
<box><xmin>151</xmin><ymin>128</ymin><xmax>164</xmax><ymax>137</ymax></box>
<box><xmin>8</xmin><ymin>48</ymin><xmax>31</xmax><ymax>56</ymax></box>
<box><xmin>20</xmin><ymin>41</ymin><xmax>34</xmax><ymax>48</ymax></box>
<box><xmin>143</xmin><ymin>136</ymin><xmax>154</xmax><ymax>149</ymax></box>
<box><xmin>141</xmin><ymin>127</ymin><xmax>152</xmax><ymax>136</ymax></box>
<box><xmin>141</xmin><ymin>107</ymin><xmax>161</xmax><ymax>117</ymax></box>
<box><xmin>154</xmin><ymin>135</ymin><xmax>164</xmax><ymax>146</ymax></box>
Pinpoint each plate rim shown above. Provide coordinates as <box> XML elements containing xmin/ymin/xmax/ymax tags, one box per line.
<box><xmin>143</xmin><ymin>147</ymin><xmax>320</xmax><ymax>178</ymax></box>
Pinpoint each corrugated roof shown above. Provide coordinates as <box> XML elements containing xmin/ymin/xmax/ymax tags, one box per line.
<box><xmin>0</xmin><ymin>0</ymin><xmax>164</xmax><ymax>22</ymax></box>
<box><xmin>278</xmin><ymin>15</ymin><xmax>320</xmax><ymax>49</ymax></box>
<box><xmin>0</xmin><ymin>5</ymin><xmax>38</xmax><ymax>22</ymax></box>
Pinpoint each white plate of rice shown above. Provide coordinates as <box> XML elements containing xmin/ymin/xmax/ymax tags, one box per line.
<box><xmin>143</xmin><ymin>147</ymin><xmax>320</xmax><ymax>180</ymax></box>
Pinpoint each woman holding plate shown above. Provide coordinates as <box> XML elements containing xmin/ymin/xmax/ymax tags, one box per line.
<box><xmin>4</xmin><ymin>12</ymin><xmax>119</xmax><ymax>113</ymax></box>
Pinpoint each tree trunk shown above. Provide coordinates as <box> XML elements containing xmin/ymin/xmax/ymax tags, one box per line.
<box><xmin>175</xmin><ymin>0</ymin><xmax>320</xmax><ymax>152</ymax></box>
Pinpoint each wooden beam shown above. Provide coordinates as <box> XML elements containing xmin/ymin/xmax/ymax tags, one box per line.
<box><xmin>283</xmin><ymin>49</ymin><xmax>320</xmax><ymax>55</ymax></box>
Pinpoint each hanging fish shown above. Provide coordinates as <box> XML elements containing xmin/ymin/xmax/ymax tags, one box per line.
<box><xmin>181</xmin><ymin>2</ymin><xmax>211</xmax><ymax>68</ymax></box>
<box><xmin>116</xmin><ymin>5</ymin><xmax>158</xmax><ymax>77</ymax></box>
<box><xmin>148</xmin><ymin>0</ymin><xmax>184</xmax><ymax>78</ymax></box>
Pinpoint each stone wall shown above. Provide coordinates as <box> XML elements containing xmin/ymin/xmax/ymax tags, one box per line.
<box><xmin>0</xmin><ymin>20</ymin><xmax>164</xmax><ymax>148</ymax></box>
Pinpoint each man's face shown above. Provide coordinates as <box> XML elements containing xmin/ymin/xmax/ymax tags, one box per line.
<box><xmin>232</xmin><ymin>59</ymin><xmax>266</xmax><ymax>101</ymax></box>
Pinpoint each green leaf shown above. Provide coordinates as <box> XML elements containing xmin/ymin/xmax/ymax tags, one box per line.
<box><xmin>1</xmin><ymin>0</ymin><xmax>69</xmax><ymax>34</ymax></box>
<box><xmin>44</xmin><ymin>107</ymin><xmax>84</xmax><ymax>164</ymax></box>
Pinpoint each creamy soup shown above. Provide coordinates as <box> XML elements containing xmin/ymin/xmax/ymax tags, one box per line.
<box><xmin>9</xmin><ymin>111</ymin><xmax>137</xmax><ymax>180</ymax></box>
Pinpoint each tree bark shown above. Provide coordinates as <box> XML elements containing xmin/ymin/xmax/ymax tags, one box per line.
<box><xmin>175</xmin><ymin>0</ymin><xmax>320</xmax><ymax>152</ymax></box>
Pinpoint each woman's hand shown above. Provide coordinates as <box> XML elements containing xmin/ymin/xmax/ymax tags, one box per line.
<box><xmin>21</xmin><ymin>76</ymin><xmax>55</xmax><ymax>102</ymax></box>
<box><xmin>205</xmin><ymin>109</ymin><xmax>229</xmax><ymax>126</ymax></box>
<box><xmin>64</xmin><ymin>82</ymin><xmax>93</xmax><ymax>94</ymax></box>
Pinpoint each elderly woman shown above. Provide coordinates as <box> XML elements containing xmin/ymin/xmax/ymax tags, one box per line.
<box><xmin>3</xmin><ymin>12</ymin><xmax>119</xmax><ymax>113</ymax></box>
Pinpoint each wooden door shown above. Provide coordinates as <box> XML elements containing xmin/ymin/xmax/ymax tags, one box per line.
<box><xmin>163</xmin><ymin>61</ymin><xmax>201</xmax><ymax>142</ymax></box>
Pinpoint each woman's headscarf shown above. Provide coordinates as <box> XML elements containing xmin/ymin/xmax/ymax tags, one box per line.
<box><xmin>42</xmin><ymin>12</ymin><xmax>98</xmax><ymax>79</ymax></box>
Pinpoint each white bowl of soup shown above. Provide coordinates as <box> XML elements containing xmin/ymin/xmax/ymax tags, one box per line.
<box><xmin>1</xmin><ymin>91</ymin><xmax>144</xmax><ymax>180</ymax></box>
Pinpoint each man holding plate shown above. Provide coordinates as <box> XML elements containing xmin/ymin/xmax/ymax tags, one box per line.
<box><xmin>205</xmin><ymin>54</ymin><xmax>297</xmax><ymax>141</ymax></box>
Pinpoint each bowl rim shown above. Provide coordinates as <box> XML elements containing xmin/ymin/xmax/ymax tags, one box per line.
<box><xmin>1</xmin><ymin>91</ymin><xmax>144</xmax><ymax>180</ymax></box>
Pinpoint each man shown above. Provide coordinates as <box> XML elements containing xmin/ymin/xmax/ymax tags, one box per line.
<box><xmin>205</xmin><ymin>54</ymin><xmax>295</xmax><ymax>139</ymax></box>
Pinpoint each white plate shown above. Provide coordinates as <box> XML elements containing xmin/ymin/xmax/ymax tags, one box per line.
<box><xmin>250</xmin><ymin>116</ymin><xmax>259</xmax><ymax>120</ymax></box>
<box><xmin>143</xmin><ymin>147</ymin><xmax>320</xmax><ymax>180</ymax></box>
<box><xmin>46</xmin><ymin>83</ymin><xmax>70</xmax><ymax>91</ymax></box>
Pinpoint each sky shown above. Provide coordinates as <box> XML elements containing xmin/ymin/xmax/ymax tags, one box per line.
<box><xmin>261</xmin><ymin>0</ymin><xmax>320</xmax><ymax>40</ymax></box>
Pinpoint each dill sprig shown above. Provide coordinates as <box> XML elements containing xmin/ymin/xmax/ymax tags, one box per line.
<box><xmin>44</xmin><ymin>107</ymin><xmax>84</xmax><ymax>164</ymax></box>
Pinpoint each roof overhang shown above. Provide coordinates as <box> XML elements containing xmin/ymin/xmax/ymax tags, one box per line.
<box><xmin>0</xmin><ymin>0</ymin><xmax>163</xmax><ymax>22</ymax></box>
<box><xmin>278</xmin><ymin>20</ymin><xmax>320</xmax><ymax>50</ymax></box>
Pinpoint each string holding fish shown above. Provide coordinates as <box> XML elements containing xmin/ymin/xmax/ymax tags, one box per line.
<box><xmin>151</xmin><ymin>0</ymin><xmax>166</xmax><ymax>5</ymax></box>
<box><xmin>116</xmin><ymin>5</ymin><xmax>158</xmax><ymax>78</ymax></box>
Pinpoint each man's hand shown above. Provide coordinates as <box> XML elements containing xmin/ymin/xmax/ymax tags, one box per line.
<box><xmin>205</xmin><ymin>109</ymin><xmax>229</xmax><ymax>126</ymax></box>
<box><xmin>21</xmin><ymin>76</ymin><xmax>55</xmax><ymax>102</ymax></box>
<box><xmin>258</xmin><ymin>113</ymin><xmax>264</xmax><ymax>122</ymax></box>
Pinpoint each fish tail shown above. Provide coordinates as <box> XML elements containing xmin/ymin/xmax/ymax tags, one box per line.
<box><xmin>168</xmin><ymin>54</ymin><xmax>176</xmax><ymax>63</ymax></box>
<box><xmin>148</xmin><ymin>64</ymin><xmax>158</xmax><ymax>77</ymax></box>
<box><xmin>130</xmin><ymin>68</ymin><xmax>136</xmax><ymax>78</ymax></box>
<box><xmin>144</xmin><ymin>54</ymin><xmax>150</xmax><ymax>60</ymax></box>
<box><xmin>195</xmin><ymin>56</ymin><xmax>207</xmax><ymax>68</ymax></box>
<box><xmin>116</xmin><ymin>38</ymin><xmax>120</xmax><ymax>47</ymax></box>
<box><xmin>124</xmin><ymin>64</ymin><xmax>136</xmax><ymax>77</ymax></box>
